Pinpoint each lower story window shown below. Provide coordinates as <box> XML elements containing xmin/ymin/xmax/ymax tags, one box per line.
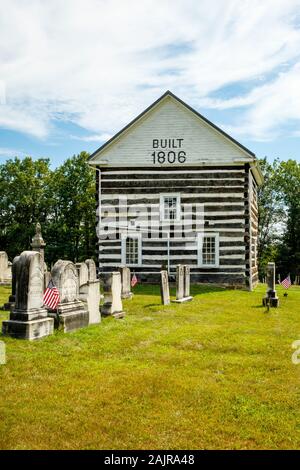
<box><xmin>198</xmin><ymin>233</ymin><xmax>219</xmax><ymax>268</ymax></box>
<box><xmin>121</xmin><ymin>233</ymin><xmax>141</xmax><ymax>266</ymax></box>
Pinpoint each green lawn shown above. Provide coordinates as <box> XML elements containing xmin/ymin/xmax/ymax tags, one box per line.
<box><xmin>0</xmin><ymin>283</ymin><xmax>300</xmax><ymax>450</ymax></box>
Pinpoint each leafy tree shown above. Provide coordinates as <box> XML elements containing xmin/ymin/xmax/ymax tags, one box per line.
<box><xmin>0</xmin><ymin>157</ymin><xmax>52</xmax><ymax>260</ymax></box>
<box><xmin>257</xmin><ymin>158</ymin><xmax>300</xmax><ymax>281</ymax></box>
<box><xmin>45</xmin><ymin>151</ymin><xmax>96</xmax><ymax>265</ymax></box>
<box><xmin>275</xmin><ymin>160</ymin><xmax>300</xmax><ymax>279</ymax></box>
<box><xmin>0</xmin><ymin>152</ymin><xmax>96</xmax><ymax>266</ymax></box>
<box><xmin>257</xmin><ymin>158</ymin><xmax>284</xmax><ymax>279</ymax></box>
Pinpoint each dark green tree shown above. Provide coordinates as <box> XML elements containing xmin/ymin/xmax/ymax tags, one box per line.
<box><xmin>257</xmin><ymin>158</ymin><xmax>284</xmax><ymax>278</ymax></box>
<box><xmin>45</xmin><ymin>151</ymin><xmax>96</xmax><ymax>265</ymax></box>
<box><xmin>0</xmin><ymin>157</ymin><xmax>52</xmax><ymax>260</ymax></box>
<box><xmin>275</xmin><ymin>160</ymin><xmax>300</xmax><ymax>279</ymax></box>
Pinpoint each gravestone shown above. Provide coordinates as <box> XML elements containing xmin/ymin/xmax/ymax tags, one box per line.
<box><xmin>31</xmin><ymin>223</ymin><xmax>50</xmax><ymax>289</ymax></box>
<box><xmin>172</xmin><ymin>264</ymin><xmax>193</xmax><ymax>303</ymax></box>
<box><xmin>31</xmin><ymin>223</ymin><xmax>46</xmax><ymax>272</ymax></box>
<box><xmin>2</xmin><ymin>251</ymin><xmax>54</xmax><ymax>340</ymax></box>
<box><xmin>85</xmin><ymin>259</ymin><xmax>101</xmax><ymax>323</ymax></box>
<box><xmin>49</xmin><ymin>260</ymin><xmax>89</xmax><ymax>332</ymax></box>
<box><xmin>3</xmin><ymin>255</ymin><xmax>19</xmax><ymax>311</ymax></box>
<box><xmin>77</xmin><ymin>260</ymin><xmax>101</xmax><ymax>324</ymax></box>
<box><xmin>262</xmin><ymin>262</ymin><xmax>279</xmax><ymax>307</ymax></box>
<box><xmin>0</xmin><ymin>251</ymin><xmax>12</xmax><ymax>284</ymax></box>
<box><xmin>119</xmin><ymin>266</ymin><xmax>133</xmax><ymax>299</ymax></box>
<box><xmin>183</xmin><ymin>265</ymin><xmax>192</xmax><ymax>300</ymax></box>
<box><xmin>160</xmin><ymin>270</ymin><xmax>170</xmax><ymax>305</ymax></box>
<box><xmin>76</xmin><ymin>262</ymin><xmax>89</xmax><ymax>287</ymax></box>
<box><xmin>101</xmin><ymin>272</ymin><xmax>125</xmax><ymax>318</ymax></box>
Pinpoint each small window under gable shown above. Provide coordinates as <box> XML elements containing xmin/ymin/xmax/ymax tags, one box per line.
<box><xmin>121</xmin><ymin>233</ymin><xmax>142</xmax><ymax>266</ymax></box>
<box><xmin>160</xmin><ymin>193</ymin><xmax>181</xmax><ymax>222</ymax></box>
<box><xmin>198</xmin><ymin>233</ymin><xmax>219</xmax><ymax>268</ymax></box>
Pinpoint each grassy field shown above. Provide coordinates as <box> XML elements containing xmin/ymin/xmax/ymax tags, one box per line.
<box><xmin>0</xmin><ymin>283</ymin><xmax>300</xmax><ymax>450</ymax></box>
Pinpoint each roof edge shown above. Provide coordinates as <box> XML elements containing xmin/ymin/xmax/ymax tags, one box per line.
<box><xmin>88</xmin><ymin>90</ymin><xmax>256</xmax><ymax>164</ymax></box>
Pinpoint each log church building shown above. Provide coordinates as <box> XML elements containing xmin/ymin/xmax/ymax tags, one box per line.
<box><xmin>88</xmin><ymin>91</ymin><xmax>262</xmax><ymax>289</ymax></box>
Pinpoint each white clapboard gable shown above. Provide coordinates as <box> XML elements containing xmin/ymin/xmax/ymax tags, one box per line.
<box><xmin>88</xmin><ymin>91</ymin><xmax>256</xmax><ymax>168</ymax></box>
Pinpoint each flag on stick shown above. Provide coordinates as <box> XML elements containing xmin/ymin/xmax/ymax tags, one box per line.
<box><xmin>131</xmin><ymin>272</ymin><xmax>138</xmax><ymax>288</ymax></box>
<box><xmin>43</xmin><ymin>279</ymin><xmax>60</xmax><ymax>309</ymax></box>
<box><xmin>281</xmin><ymin>275</ymin><xmax>291</xmax><ymax>289</ymax></box>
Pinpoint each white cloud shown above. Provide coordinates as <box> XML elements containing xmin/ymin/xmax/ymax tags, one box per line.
<box><xmin>70</xmin><ymin>133</ymin><xmax>113</xmax><ymax>142</ymax></box>
<box><xmin>219</xmin><ymin>62</ymin><xmax>300</xmax><ymax>140</ymax></box>
<box><xmin>0</xmin><ymin>0</ymin><xmax>300</xmax><ymax>142</ymax></box>
<box><xmin>0</xmin><ymin>147</ymin><xmax>26</xmax><ymax>158</ymax></box>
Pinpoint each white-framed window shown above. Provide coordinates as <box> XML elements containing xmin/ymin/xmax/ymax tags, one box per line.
<box><xmin>160</xmin><ymin>193</ymin><xmax>181</xmax><ymax>222</ymax></box>
<box><xmin>197</xmin><ymin>233</ymin><xmax>219</xmax><ymax>268</ymax></box>
<box><xmin>121</xmin><ymin>233</ymin><xmax>142</xmax><ymax>266</ymax></box>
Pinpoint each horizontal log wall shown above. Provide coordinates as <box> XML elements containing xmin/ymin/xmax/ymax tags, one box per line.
<box><xmin>97</xmin><ymin>166</ymin><xmax>249</xmax><ymax>286</ymax></box>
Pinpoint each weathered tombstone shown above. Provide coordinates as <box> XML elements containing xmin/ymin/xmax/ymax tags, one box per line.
<box><xmin>76</xmin><ymin>262</ymin><xmax>89</xmax><ymax>287</ymax></box>
<box><xmin>3</xmin><ymin>255</ymin><xmax>19</xmax><ymax>311</ymax></box>
<box><xmin>2</xmin><ymin>251</ymin><xmax>54</xmax><ymax>340</ymax></box>
<box><xmin>172</xmin><ymin>264</ymin><xmax>193</xmax><ymax>303</ymax></box>
<box><xmin>0</xmin><ymin>251</ymin><xmax>12</xmax><ymax>284</ymax></box>
<box><xmin>77</xmin><ymin>260</ymin><xmax>101</xmax><ymax>325</ymax></box>
<box><xmin>49</xmin><ymin>260</ymin><xmax>89</xmax><ymax>332</ymax></box>
<box><xmin>160</xmin><ymin>270</ymin><xmax>170</xmax><ymax>305</ymax></box>
<box><xmin>31</xmin><ymin>223</ymin><xmax>46</xmax><ymax>271</ymax></box>
<box><xmin>85</xmin><ymin>259</ymin><xmax>101</xmax><ymax>323</ymax></box>
<box><xmin>183</xmin><ymin>265</ymin><xmax>193</xmax><ymax>301</ymax></box>
<box><xmin>119</xmin><ymin>266</ymin><xmax>133</xmax><ymax>299</ymax></box>
<box><xmin>262</xmin><ymin>262</ymin><xmax>279</xmax><ymax>307</ymax></box>
<box><xmin>31</xmin><ymin>223</ymin><xmax>50</xmax><ymax>289</ymax></box>
<box><xmin>172</xmin><ymin>264</ymin><xmax>184</xmax><ymax>302</ymax></box>
<box><xmin>176</xmin><ymin>264</ymin><xmax>184</xmax><ymax>299</ymax></box>
<box><xmin>101</xmin><ymin>272</ymin><xmax>125</xmax><ymax>318</ymax></box>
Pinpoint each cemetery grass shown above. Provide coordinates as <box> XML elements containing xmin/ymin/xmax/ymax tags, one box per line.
<box><xmin>0</xmin><ymin>284</ymin><xmax>300</xmax><ymax>450</ymax></box>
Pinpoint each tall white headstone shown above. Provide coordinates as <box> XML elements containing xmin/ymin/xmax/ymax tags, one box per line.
<box><xmin>172</xmin><ymin>264</ymin><xmax>192</xmax><ymax>303</ymax></box>
<box><xmin>0</xmin><ymin>251</ymin><xmax>12</xmax><ymax>284</ymax></box>
<box><xmin>101</xmin><ymin>272</ymin><xmax>125</xmax><ymax>318</ymax></box>
<box><xmin>262</xmin><ymin>262</ymin><xmax>279</xmax><ymax>307</ymax></box>
<box><xmin>77</xmin><ymin>260</ymin><xmax>101</xmax><ymax>325</ymax></box>
<box><xmin>160</xmin><ymin>270</ymin><xmax>170</xmax><ymax>305</ymax></box>
<box><xmin>119</xmin><ymin>266</ymin><xmax>133</xmax><ymax>299</ymax></box>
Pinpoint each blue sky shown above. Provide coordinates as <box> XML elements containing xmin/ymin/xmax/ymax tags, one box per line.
<box><xmin>0</xmin><ymin>0</ymin><xmax>300</xmax><ymax>168</ymax></box>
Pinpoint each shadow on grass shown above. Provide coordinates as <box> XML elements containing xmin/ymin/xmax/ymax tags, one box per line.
<box><xmin>143</xmin><ymin>303</ymin><xmax>162</xmax><ymax>308</ymax></box>
<box><xmin>132</xmin><ymin>283</ymin><xmax>227</xmax><ymax>298</ymax></box>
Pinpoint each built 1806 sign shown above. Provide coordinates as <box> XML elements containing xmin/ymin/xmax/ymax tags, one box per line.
<box><xmin>151</xmin><ymin>138</ymin><xmax>186</xmax><ymax>164</ymax></box>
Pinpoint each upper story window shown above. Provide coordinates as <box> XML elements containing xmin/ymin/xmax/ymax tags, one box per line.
<box><xmin>160</xmin><ymin>193</ymin><xmax>181</xmax><ymax>222</ymax></box>
<box><xmin>198</xmin><ymin>233</ymin><xmax>219</xmax><ymax>268</ymax></box>
<box><xmin>121</xmin><ymin>233</ymin><xmax>142</xmax><ymax>266</ymax></box>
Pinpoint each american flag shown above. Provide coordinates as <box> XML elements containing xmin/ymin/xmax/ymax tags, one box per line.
<box><xmin>131</xmin><ymin>273</ymin><xmax>138</xmax><ymax>287</ymax></box>
<box><xmin>43</xmin><ymin>279</ymin><xmax>60</xmax><ymax>309</ymax></box>
<box><xmin>281</xmin><ymin>275</ymin><xmax>291</xmax><ymax>289</ymax></box>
